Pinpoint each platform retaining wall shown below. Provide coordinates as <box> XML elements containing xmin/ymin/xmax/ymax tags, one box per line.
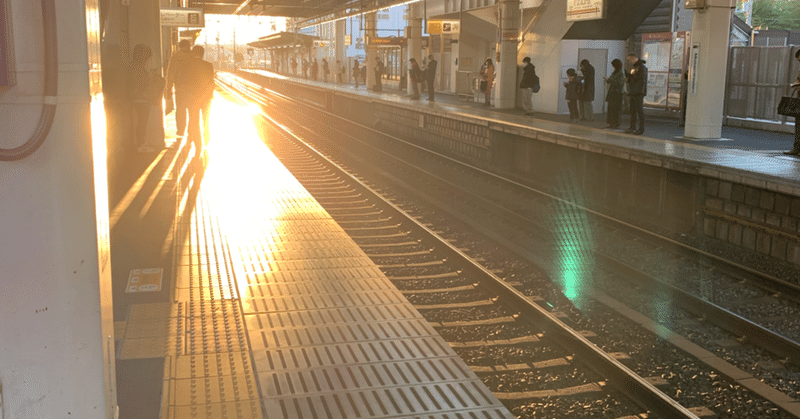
<box><xmin>238</xmin><ymin>71</ymin><xmax>800</xmax><ymax>267</ymax></box>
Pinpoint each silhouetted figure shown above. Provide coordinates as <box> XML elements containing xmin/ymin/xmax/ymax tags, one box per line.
<box><xmin>425</xmin><ymin>54</ymin><xmax>437</xmax><ymax>101</ymax></box>
<box><xmin>126</xmin><ymin>44</ymin><xmax>155</xmax><ymax>152</ymax></box>
<box><xmin>312</xmin><ymin>59</ymin><xmax>319</xmax><ymax>81</ymax></box>
<box><xmin>605</xmin><ymin>58</ymin><xmax>625</xmax><ymax>129</ymax></box>
<box><xmin>785</xmin><ymin>49</ymin><xmax>800</xmax><ymax>155</ymax></box>
<box><xmin>481</xmin><ymin>58</ymin><xmax>494</xmax><ymax>106</ymax></box>
<box><xmin>625</xmin><ymin>53</ymin><xmax>648</xmax><ymax>135</ymax></box>
<box><xmin>579</xmin><ymin>59</ymin><xmax>595</xmax><ymax>121</ymax></box>
<box><xmin>322</xmin><ymin>58</ymin><xmax>329</xmax><ymax>83</ymax></box>
<box><xmin>520</xmin><ymin>57</ymin><xmax>537</xmax><ymax>115</ymax></box>
<box><xmin>336</xmin><ymin>60</ymin><xmax>344</xmax><ymax>84</ymax></box>
<box><xmin>184</xmin><ymin>46</ymin><xmax>215</xmax><ymax>159</ymax></box>
<box><xmin>564</xmin><ymin>68</ymin><xmax>582</xmax><ymax>123</ymax></box>
<box><xmin>408</xmin><ymin>58</ymin><xmax>421</xmax><ymax>99</ymax></box>
<box><xmin>164</xmin><ymin>39</ymin><xmax>193</xmax><ymax>137</ymax></box>
<box><xmin>352</xmin><ymin>59</ymin><xmax>360</xmax><ymax>87</ymax></box>
<box><xmin>373</xmin><ymin>56</ymin><xmax>384</xmax><ymax>92</ymax></box>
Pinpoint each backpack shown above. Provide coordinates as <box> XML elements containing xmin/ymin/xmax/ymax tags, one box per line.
<box><xmin>531</xmin><ymin>72</ymin><xmax>540</xmax><ymax>93</ymax></box>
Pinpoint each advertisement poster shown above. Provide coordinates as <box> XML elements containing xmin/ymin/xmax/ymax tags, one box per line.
<box><xmin>642</xmin><ymin>32</ymin><xmax>687</xmax><ymax>109</ymax></box>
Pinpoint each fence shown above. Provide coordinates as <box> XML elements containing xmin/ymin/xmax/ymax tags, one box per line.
<box><xmin>726</xmin><ymin>46</ymin><xmax>800</xmax><ymax>131</ymax></box>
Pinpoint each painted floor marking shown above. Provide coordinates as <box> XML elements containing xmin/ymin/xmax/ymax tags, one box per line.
<box><xmin>126</xmin><ymin>268</ymin><xmax>163</xmax><ymax>293</ymax></box>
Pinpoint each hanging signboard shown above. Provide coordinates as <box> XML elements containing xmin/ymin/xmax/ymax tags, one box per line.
<box><xmin>370</xmin><ymin>37</ymin><xmax>406</xmax><ymax>46</ymax></box>
<box><xmin>160</xmin><ymin>7</ymin><xmax>204</xmax><ymax>28</ymax></box>
<box><xmin>566</xmin><ymin>0</ymin><xmax>606</xmax><ymax>22</ymax></box>
<box><xmin>427</xmin><ymin>20</ymin><xmax>460</xmax><ymax>34</ymax></box>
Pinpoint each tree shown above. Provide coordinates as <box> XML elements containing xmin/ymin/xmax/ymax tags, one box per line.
<box><xmin>737</xmin><ymin>0</ymin><xmax>800</xmax><ymax>30</ymax></box>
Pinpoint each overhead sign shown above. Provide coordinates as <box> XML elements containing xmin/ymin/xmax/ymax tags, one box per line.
<box><xmin>160</xmin><ymin>7</ymin><xmax>204</xmax><ymax>28</ymax></box>
<box><xmin>371</xmin><ymin>37</ymin><xmax>406</xmax><ymax>46</ymax></box>
<box><xmin>566</xmin><ymin>0</ymin><xmax>606</xmax><ymax>22</ymax></box>
<box><xmin>427</xmin><ymin>20</ymin><xmax>460</xmax><ymax>34</ymax></box>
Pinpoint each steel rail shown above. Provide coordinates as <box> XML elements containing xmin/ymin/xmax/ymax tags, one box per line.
<box><xmin>218</xmin><ymin>76</ymin><xmax>702</xmax><ymax>419</ymax></box>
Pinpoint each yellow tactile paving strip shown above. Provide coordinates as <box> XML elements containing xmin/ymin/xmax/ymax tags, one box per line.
<box><xmin>160</xmin><ymin>95</ymin><xmax>514</xmax><ymax>418</ymax></box>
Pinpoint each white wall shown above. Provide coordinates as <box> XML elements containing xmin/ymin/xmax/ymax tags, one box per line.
<box><xmin>1</xmin><ymin>0</ymin><xmax>117</xmax><ymax>417</ymax></box>
<box><xmin>559</xmin><ymin>40</ymin><xmax>627</xmax><ymax>115</ymax></box>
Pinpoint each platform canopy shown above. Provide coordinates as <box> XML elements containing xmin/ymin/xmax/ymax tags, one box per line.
<box><xmin>247</xmin><ymin>32</ymin><xmax>318</xmax><ymax>49</ymax></box>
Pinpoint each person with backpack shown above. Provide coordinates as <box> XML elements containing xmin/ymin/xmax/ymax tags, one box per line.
<box><xmin>519</xmin><ymin>56</ymin><xmax>539</xmax><ymax>116</ymax></box>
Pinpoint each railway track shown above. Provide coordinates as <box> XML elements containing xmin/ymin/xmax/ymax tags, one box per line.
<box><xmin>218</xmin><ymin>73</ymin><xmax>800</xmax><ymax>418</ymax></box>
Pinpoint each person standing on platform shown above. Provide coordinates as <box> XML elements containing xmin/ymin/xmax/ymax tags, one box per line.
<box><xmin>184</xmin><ymin>46</ymin><xmax>215</xmax><ymax>159</ymax></box>
<box><xmin>126</xmin><ymin>44</ymin><xmax>155</xmax><ymax>152</ymax></box>
<box><xmin>311</xmin><ymin>58</ymin><xmax>319</xmax><ymax>81</ymax></box>
<box><xmin>425</xmin><ymin>54</ymin><xmax>437</xmax><ymax>102</ymax></box>
<box><xmin>481</xmin><ymin>58</ymin><xmax>495</xmax><ymax>106</ymax></box>
<box><xmin>336</xmin><ymin>60</ymin><xmax>345</xmax><ymax>84</ymax></box>
<box><xmin>290</xmin><ymin>57</ymin><xmax>297</xmax><ymax>75</ymax></box>
<box><xmin>164</xmin><ymin>39</ymin><xmax>193</xmax><ymax>137</ymax></box>
<box><xmin>604</xmin><ymin>58</ymin><xmax>625</xmax><ymax>129</ymax></box>
<box><xmin>564</xmin><ymin>68</ymin><xmax>582</xmax><ymax>123</ymax></box>
<box><xmin>373</xmin><ymin>56</ymin><xmax>384</xmax><ymax>92</ymax></box>
<box><xmin>579</xmin><ymin>59</ymin><xmax>595</xmax><ymax>121</ymax></box>
<box><xmin>624</xmin><ymin>53</ymin><xmax>648</xmax><ymax>135</ymax></box>
<box><xmin>519</xmin><ymin>57</ymin><xmax>537</xmax><ymax>115</ymax></box>
<box><xmin>784</xmin><ymin>49</ymin><xmax>800</xmax><ymax>155</ymax></box>
<box><xmin>352</xmin><ymin>59</ymin><xmax>360</xmax><ymax>87</ymax></box>
<box><xmin>408</xmin><ymin>58</ymin><xmax>422</xmax><ymax>99</ymax></box>
<box><xmin>322</xmin><ymin>58</ymin><xmax>330</xmax><ymax>83</ymax></box>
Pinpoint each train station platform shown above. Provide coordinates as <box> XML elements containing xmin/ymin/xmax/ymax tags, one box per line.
<box><xmin>233</xmin><ymin>69</ymin><xmax>800</xmax><ymax>269</ymax></box>
<box><xmin>108</xmin><ymin>91</ymin><xmax>515</xmax><ymax>418</ymax></box>
<box><xmin>242</xmin><ymin>69</ymin><xmax>800</xmax><ymax>183</ymax></box>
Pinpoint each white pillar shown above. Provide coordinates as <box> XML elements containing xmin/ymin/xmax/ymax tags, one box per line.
<box><xmin>496</xmin><ymin>0</ymin><xmax>521</xmax><ymax>109</ymax></box>
<box><xmin>365</xmin><ymin>12</ymin><xmax>378</xmax><ymax>90</ymax></box>
<box><xmin>684</xmin><ymin>0</ymin><xmax>736</xmax><ymax>139</ymax></box>
<box><xmin>406</xmin><ymin>5</ymin><xmax>423</xmax><ymax>95</ymax></box>
<box><xmin>1</xmin><ymin>0</ymin><xmax>117</xmax><ymax>417</ymax></box>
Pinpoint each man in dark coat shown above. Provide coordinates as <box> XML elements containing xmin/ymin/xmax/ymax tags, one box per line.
<box><xmin>625</xmin><ymin>53</ymin><xmax>648</xmax><ymax>135</ymax></box>
<box><xmin>425</xmin><ymin>54</ymin><xmax>437</xmax><ymax>102</ymax></box>
<box><xmin>579</xmin><ymin>59</ymin><xmax>595</xmax><ymax>121</ymax></box>
<box><xmin>373</xmin><ymin>56</ymin><xmax>384</xmax><ymax>92</ymax></box>
<box><xmin>184</xmin><ymin>46</ymin><xmax>215</xmax><ymax>156</ymax></box>
<box><xmin>164</xmin><ymin>39</ymin><xmax>193</xmax><ymax>136</ymax></box>
<box><xmin>520</xmin><ymin>57</ymin><xmax>537</xmax><ymax>116</ymax></box>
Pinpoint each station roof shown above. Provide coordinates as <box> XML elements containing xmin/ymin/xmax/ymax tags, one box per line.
<box><xmin>190</xmin><ymin>0</ymin><xmax>411</xmax><ymax>27</ymax></box>
<box><xmin>193</xmin><ymin>0</ymin><xmax>349</xmax><ymax>18</ymax></box>
<box><xmin>247</xmin><ymin>32</ymin><xmax>318</xmax><ymax>49</ymax></box>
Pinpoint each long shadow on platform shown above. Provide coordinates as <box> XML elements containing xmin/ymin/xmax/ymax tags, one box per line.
<box><xmin>108</xmin><ymin>133</ymin><xmax>206</xmax><ymax>419</ymax></box>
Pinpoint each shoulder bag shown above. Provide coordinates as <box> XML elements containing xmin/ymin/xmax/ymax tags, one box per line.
<box><xmin>778</xmin><ymin>89</ymin><xmax>800</xmax><ymax>117</ymax></box>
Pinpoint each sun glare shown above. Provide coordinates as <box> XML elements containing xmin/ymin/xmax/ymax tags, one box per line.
<box><xmin>197</xmin><ymin>94</ymin><xmax>326</xmax><ymax>298</ymax></box>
